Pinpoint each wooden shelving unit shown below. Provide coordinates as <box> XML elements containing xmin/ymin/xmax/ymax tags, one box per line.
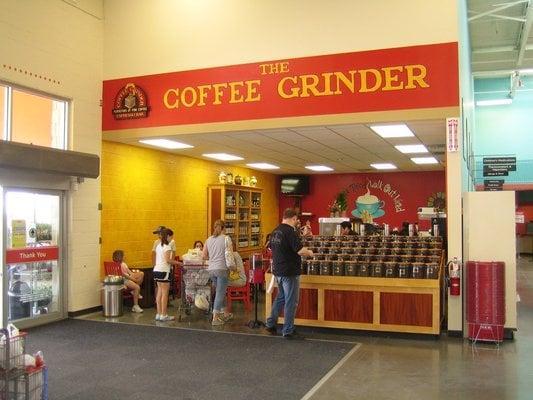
<box><xmin>208</xmin><ymin>184</ymin><xmax>263</xmax><ymax>258</ymax></box>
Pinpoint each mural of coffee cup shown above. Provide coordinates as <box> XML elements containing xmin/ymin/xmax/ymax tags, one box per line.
<box><xmin>352</xmin><ymin>189</ymin><xmax>385</xmax><ymax>221</ymax></box>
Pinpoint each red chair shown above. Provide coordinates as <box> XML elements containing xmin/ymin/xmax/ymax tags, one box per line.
<box><xmin>226</xmin><ymin>261</ymin><xmax>251</xmax><ymax>312</ymax></box>
<box><xmin>104</xmin><ymin>261</ymin><xmax>133</xmax><ymax>301</ymax></box>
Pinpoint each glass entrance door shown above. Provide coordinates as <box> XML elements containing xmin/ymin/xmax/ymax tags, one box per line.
<box><xmin>3</xmin><ymin>189</ymin><xmax>65</xmax><ymax>328</ymax></box>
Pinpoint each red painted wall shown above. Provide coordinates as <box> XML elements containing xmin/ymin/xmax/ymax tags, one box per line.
<box><xmin>279</xmin><ymin>171</ymin><xmax>445</xmax><ymax>233</ymax></box>
<box><xmin>516</xmin><ymin>192</ymin><xmax>533</xmax><ymax>235</ymax></box>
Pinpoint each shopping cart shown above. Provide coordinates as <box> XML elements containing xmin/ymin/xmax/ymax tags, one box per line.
<box><xmin>177</xmin><ymin>262</ymin><xmax>211</xmax><ymax>321</ymax></box>
<box><xmin>0</xmin><ymin>328</ymin><xmax>46</xmax><ymax>400</ymax></box>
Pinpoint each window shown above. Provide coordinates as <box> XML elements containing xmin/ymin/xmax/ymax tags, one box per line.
<box><xmin>1</xmin><ymin>83</ymin><xmax>68</xmax><ymax>150</ymax></box>
<box><xmin>1</xmin><ymin>84</ymin><xmax>7</xmax><ymax>140</ymax></box>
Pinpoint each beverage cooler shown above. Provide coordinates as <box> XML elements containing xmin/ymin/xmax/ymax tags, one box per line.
<box><xmin>2</xmin><ymin>189</ymin><xmax>65</xmax><ymax>328</ymax></box>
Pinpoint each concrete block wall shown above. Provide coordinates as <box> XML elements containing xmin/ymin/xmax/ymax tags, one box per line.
<box><xmin>101</xmin><ymin>141</ymin><xmax>279</xmax><ymax>269</ymax></box>
<box><xmin>0</xmin><ymin>0</ymin><xmax>104</xmax><ymax>312</ymax></box>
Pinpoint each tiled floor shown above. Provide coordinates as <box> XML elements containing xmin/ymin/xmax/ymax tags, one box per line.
<box><xmin>81</xmin><ymin>257</ymin><xmax>533</xmax><ymax>399</ymax></box>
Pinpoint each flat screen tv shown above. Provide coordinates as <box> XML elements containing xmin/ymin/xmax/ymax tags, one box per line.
<box><xmin>517</xmin><ymin>190</ymin><xmax>533</xmax><ymax>204</ymax></box>
<box><xmin>280</xmin><ymin>175</ymin><xmax>310</xmax><ymax>195</ymax></box>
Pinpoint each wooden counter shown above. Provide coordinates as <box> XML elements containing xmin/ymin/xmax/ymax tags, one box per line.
<box><xmin>265</xmin><ymin>272</ymin><xmax>442</xmax><ymax>335</ymax></box>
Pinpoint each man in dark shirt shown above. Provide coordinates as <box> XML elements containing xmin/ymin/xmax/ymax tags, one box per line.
<box><xmin>265</xmin><ymin>208</ymin><xmax>313</xmax><ymax>339</ymax></box>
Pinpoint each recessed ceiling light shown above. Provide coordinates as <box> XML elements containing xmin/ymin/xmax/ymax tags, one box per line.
<box><xmin>139</xmin><ymin>139</ymin><xmax>193</xmax><ymax>149</ymax></box>
<box><xmin>395</xmin><ymin>144</ymin><xmax>428</xmax><ymax>154</ymax></box>
<box><xmin>246</xmin><ymin>163</ymin><xmax>280</xmax><ymax>170</ymax></box>
<box><xmin>475</xmin><ymin>99</ymin><xmax>512</xmax><ymax>106</ymax></box>
<box><xmin>370</xmin><ymin>163</ymin><xmax>397</xmax><ymax>170</ymax></box>
<box><xmin>411</xmin><ymin>157</ymin><xmax>439</xmax><ymax>164</ymax></box>
<box><xmin>369</xmin><ymin>124</ymin><xmax>414</xmax><ymax>138</ymax></box>
<box><xmin>202</xmin><ymin>153</ymin><xmax>244</xmax><ymax>161</ymax></box>
<box><xmin>305</xmin><ymin>165</ymin><xmax>334</xmax><ymax>172</ymax></box>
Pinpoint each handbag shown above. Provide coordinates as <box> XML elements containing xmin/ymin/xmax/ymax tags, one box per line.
<box><xmin>224</xmin><ymin>235</ymin><xmax>236</xmax><ymax>270</ymax></box>
<box><xmin>229</xmin><ymin>269</ymin><xmax>241</xmax><ymax>281</ymax></box>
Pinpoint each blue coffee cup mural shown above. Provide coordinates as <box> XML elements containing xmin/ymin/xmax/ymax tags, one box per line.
<box><xmin>352</xmin><ymin>189</ymin><xmax>385</xmax><ymax>222</ymax></box>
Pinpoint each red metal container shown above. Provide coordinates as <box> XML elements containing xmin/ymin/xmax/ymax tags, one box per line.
<box><xmin>466</xmin><ymin>261</ymin><xmax>505</xmax><ymax>342</ymax></box>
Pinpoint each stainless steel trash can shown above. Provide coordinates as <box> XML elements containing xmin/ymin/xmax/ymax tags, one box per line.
<box><xmin>103</xmin><ymin>279</ymin><xmax>124</xmax><ymax>317</ymax></box>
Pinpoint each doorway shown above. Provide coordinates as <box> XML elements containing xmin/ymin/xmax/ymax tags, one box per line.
<box><xmin>2</xmin><ymin>188</ymin><xmax>66</xmax><ymax>328</ymax></box>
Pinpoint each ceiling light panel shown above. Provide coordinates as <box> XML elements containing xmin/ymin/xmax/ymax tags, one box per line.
<box><xmin>394</xmin><ymin>144</ymin><xmax>429</xmax><ymax>154</ymax></box>
<box><xmin>139</xmin><ymin>139</ymin><xmax>193</xmax><ymax>149</ymax></box>
<box><xmin>475</xmin><ymin>99</ymin><xmax>512</xmax><ymax>106</ymax></box>
<box><xmin>202</xmin><ymin>153</ymin><xmax>244</xmax><ymax>161</ymax></box>
<box><xmin>369</xmin><ymin>124</ymin><xmax>415</xmax><ymax>138</ymax></box>
<box><xmin>305</xmin><ymin>165</ymin><xmax>334</xmax><ymax>171</ymax></box>
<box><xmin>411</xmin><ymin>157</ymin><xmax>439</xmax><ymax>164</ymax></box>
<box><xmin>246</xmin><ymin>163</ymin><xmax>280</xmax><ymax>170</ymax></box>
<box><xmin>370</xmin><ymin>163</ymin><xmax>397</xmax><ymax>170</ymax></box>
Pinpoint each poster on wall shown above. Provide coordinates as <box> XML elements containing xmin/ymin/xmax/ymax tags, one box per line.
<box><xmin>11</xmin><ymin>219</ymin><xmax>27</xmax><ymax>248</ymax></box>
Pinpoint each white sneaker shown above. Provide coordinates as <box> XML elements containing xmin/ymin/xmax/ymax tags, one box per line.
<box><xmin>155</xmin><ymin>314</ymin><xmax>161</xmax><ymax>321</ymax></box>
<box><xmin>159</xmin><ymin>315</ymin><xmax>175</xmax><ymax>322</ymax></box>
<box><xmin>132</xmin><ymin>305</ymin><xmax>143</xmax><ymax>313</ymax></box>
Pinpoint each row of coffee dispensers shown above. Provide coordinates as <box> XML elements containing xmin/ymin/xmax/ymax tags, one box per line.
<box><xmin>300</xmin><ymin>235</ymin><xmax>443</xmax><ymax>279</ymax></box>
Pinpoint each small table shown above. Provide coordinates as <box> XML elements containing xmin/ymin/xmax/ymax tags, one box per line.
<box><xmin>135</xmin><ymin>265</ymin><xmax>155</xmax><ymax>308</ymax></box>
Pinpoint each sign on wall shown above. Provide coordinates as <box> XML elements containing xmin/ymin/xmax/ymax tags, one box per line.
<box><xmin>6</xmin><ymin>246</ymin><xmax>59</xmax><ymax>264</ymax></box>
<box><xmin>482</xmin><ymin>157</ymin><xmax>516</xmax><ymax>177</ymax></box>
<box><xmin>102</xmin><ymin>42</ymin><xmax>459</xmax><ymax>131</ymax></box>
<box><xmin>11</xmin><ymin>220</ymin><xmax>26</xmax><ymax>248</ymax></box>
<box><xmin>446</xmin><ymin>117</ymin><xmax>459</xmax><ymax>152</ymax></box>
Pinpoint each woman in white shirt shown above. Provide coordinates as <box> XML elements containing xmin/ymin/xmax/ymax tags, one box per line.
<box><xmin>153</xmin><ymin>228</ymin><xmax>180</xmax><ymax>322</ymax></box>
<box><xmin>203</xmin><ymin>220</ymin><xmax>237</xmax><ymax>326</ymax></box>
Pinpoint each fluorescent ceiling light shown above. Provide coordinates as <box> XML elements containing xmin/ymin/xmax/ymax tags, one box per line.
<box><xmin>305</xmin><ymin>165</ymin><xmax>334</xmax><ymax>172</ymax></box>
<box><xmin>202</xmin><ymin>153</ymin><xmax>244</xmax><ymax>161</ymax></box>
<box><xmin>394</xmin><ymin>144</ymin><xmax>428</xmax><ymax>154</ymax></box>
<box><xmin>369</xmin><ymin>124</ymin><xmax>414</xmax><ymax>138</ymax></box>
<box><xmin>370</xmin><ymin>163</ymin><xmax>397</xmax><ymax>170</ymax></box>
<box><xmin>139</xmin><ymin>139</ymin><xmax>193</xmax><ymax>149</ymax></box>
<box><xmin>519</xmin><ymin>68</ymin><xmax>533</xmax><ymax>75</ymax></box>
<box><xmin>411</xmin><ymin>157</ymin><xmax>439</xmax><ymax>164</ymax></box>
<box><xmin>475</xmin><ymin>99</ymin><xmax>512</xmax><ymax>106</ymax></box>
<box><xmin>246</xmin><ymin>163</ymin><xmax>280</xmax><ymax>170</ymax></box>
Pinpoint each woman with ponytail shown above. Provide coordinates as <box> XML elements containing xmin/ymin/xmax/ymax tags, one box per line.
<box><xmin>153</xmin><ymin>228</ymin><xmax>180</xmax><ymax>322</ymax></box>
<box><xmin>202</xmin><ymin>219</ymin><xmax>237</xmax><ymax>326</ymax></box>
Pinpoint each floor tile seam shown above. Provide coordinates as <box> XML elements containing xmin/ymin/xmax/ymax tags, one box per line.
<box><xmin>300</xmin><ymin>342</ymin><xmax>362</xmax><ymax>400</ymax></box>
<box><xmin>73</xmin><ymin>317</ymin><xmax>361</xmax><ymax>344</ymax></box>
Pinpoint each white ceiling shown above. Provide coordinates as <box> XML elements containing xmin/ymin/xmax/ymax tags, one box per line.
<box><xmin>127</xmin><ymin>120</ymin><xmax>446</xmax><ymax>174</ymax></box>
<box><xmin>468</xmin><ymin>0</ymin><xmax>533</xmax><ymax>73</ymax></box>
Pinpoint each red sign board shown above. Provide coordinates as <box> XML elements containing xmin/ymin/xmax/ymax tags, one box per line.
<box><xmin>6</xmin><ymin>246</ymin><xmax>59</xmax><ymax>264</ymax></box>
<box><xmin>102</xmin><ymin>42</ymin><xmax>459</xmax><ymax>131</ymax></box>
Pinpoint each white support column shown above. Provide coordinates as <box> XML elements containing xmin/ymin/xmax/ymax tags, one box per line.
<box><xmin>446</xmin><ymin>117</ymin><xmax>463</xmax><ymax>333</ymax></box>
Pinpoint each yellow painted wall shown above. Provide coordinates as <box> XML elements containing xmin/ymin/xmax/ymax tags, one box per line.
<box><xmin>101</xmin><ymin>141</ymin><xmax>279</xmax><ymax>269</ymax></box>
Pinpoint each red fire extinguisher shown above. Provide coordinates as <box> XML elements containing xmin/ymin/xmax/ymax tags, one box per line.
<box><xmin>448</xmin><ymin>257</ymin><xmax>461</xmax><ymax>296</ymax></box>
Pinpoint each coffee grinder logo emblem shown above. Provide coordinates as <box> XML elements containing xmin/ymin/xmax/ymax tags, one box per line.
<box><xmin>112</xmin><ymin>83</ymin><xmax>149</xmax><ymax>120</ymax></box>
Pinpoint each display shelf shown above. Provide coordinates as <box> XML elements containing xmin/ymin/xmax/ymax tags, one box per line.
<box><xmin>208</xmin><ymin>184</ymin><xmax>263</xmax><ymax>257</ymax></box>
<box><xmin>265</xmin><ymin>235</ymin><xmax>445</xmax><ymax>335</ymax></box>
